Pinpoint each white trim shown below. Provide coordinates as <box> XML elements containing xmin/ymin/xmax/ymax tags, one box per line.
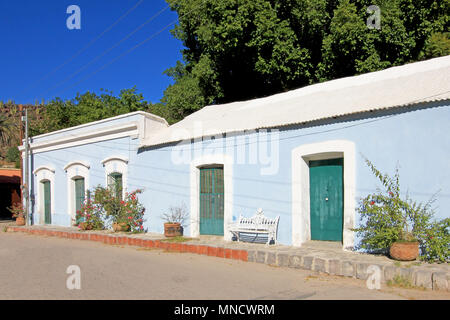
<box><xmin>291</xmin><ymin>140</ymin><xmax>355</xmax><ymax>250</ymax></box>
<box><xmin>64</xmin><ymin>161</ymin><xmax>90</xmax><ymax>171</ymax></box>
<box><xmin>33</xmin><ymin>166</ymin><xmax>55</xmax><ymax>175</ymax></box>
<box><xmin>34</xmin><ymin>167</ymin><xmax>55</xmax><ymax>225</ymax></box>
<box><xmin>20</xmin><ymin>123</ymin><xmax>138</xmax><ymax>154</ymax></box>
<box><xmin>25</xmin><ymin>111</ymin><xmax>168</xmax><ymax>141</ymax></box>
<box><xmin>101</xmin><ymin>156</ymin><xmax>129</xmax><ymax>165</ymax></box>
<box><xmin>103</xmin><ymin>157</ymin><xmax>128</xmax><ymax>198</ymax></box>
<box><xmin>66</xmin><ymin>163</ymin><xmax>90</xmax><ymax>225</ymax></box>
<box><xmin>190</xmin><ymin>154</ymin><xmax>233</xmax><ymax>240</ymax></box>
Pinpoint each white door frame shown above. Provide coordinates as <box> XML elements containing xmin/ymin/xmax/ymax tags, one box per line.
<box><xmin>291</xmin><ymin>140</ymin><xmax>355</xmax><ymax>250</ymax></box>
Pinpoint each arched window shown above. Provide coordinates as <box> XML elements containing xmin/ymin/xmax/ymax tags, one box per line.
<box><xmin>102</xmin><ymin>156</ymin><xmax>128</xmax><ymax>199</ymax></box>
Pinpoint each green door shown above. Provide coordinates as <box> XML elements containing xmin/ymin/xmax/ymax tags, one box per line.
<box><xmin>200</xmin><ymin>167</ymin><xmax>224</xmax><ymax>235</ymax></box>
<box><xmin>309</xmin><ymin>158</ymin><xmax>343</xmax><ymax>241</ymax></box>
<box><xmin>43</xmin><ymin>180</ymin><xmax>51</xmax><ymax>224</ymax></box>
<box><xmin>74</xmin><ymin>178</ymin><xmax>85</xmax><ymax>213</ymax></box>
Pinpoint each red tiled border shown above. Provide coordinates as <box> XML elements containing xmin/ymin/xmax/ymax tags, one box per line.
<box><xmin>6</xmin><ymin>226</ymin><xmax>249</xmax><ymax>262</ymax></box>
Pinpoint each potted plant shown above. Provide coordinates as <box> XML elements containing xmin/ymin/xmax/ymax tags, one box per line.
<box><xmin>353</xmin><ymin>158</ymin><xmax>437</xmax><ymax>261</ymax></box>
<box><xmin>389</xmin><ymin>231</ymin><xmax>419</xmax><ymax>261</ymax></box>
<box><xmin>8</xmin><ymin>203</ymin><xmax>25</xmax><ymax>226</ymax></box>
<box><xmin>161</xmin><ymin>204</ymin><xmax>188</xmax><ymax>237</ymax></box>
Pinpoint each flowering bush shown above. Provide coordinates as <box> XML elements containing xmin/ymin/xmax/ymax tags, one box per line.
<box><xmin>120</xmin><ymin>190</ymin><xmax>146</xmax><ymax>233</ymax></box>
<box><xmin>75</xmin><ymin>198</ymin><xmax>105</xmax><ymax>230</ymax></box>
<box><xmin>418</xmin><ymin>218</ymin><xmax>450</xmax><ymax>263</ymax></box>
<box><xmin>74</xmin><ymin>186</ymin><xmax>146</xmax><ymax>233</ymax></box>
<box><xmin>353</xmin><ymin>158</ymin><xmax>448</xmax><ymax>262</ymax></box>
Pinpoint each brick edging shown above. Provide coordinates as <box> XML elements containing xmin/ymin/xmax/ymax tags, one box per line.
<box><xmin>6</xmin><ymin>226</ymin><xmax>248</xmax><ymax>262</ymax></box>
<box><xmin>6</xmin><ymin>226</ymin><xmax>448</xmax><ymax>292</ymax></box>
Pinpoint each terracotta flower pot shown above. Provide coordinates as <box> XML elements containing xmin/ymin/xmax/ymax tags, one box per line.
<box><xmin>78</xmin><ymin>222</ymin><xmax>93</xmax><ymax>230</ymax></box>
<box><xmin>15</xmin><ymin>216</ymin><xmax>25</xmax><ymax>226</ymax></box>
<box><xmin>112</xmin><ymin>223</ymin><xmax>130</xmax><ymax>232</ymax></box>
<box><xmin>164</xmin><ymin>223</ymin><xmax>183</xmax><ymax>237</ymax></box>
<box><xmin>389</xmin><ymin>241</ymin><xmax>419</xmax><ymax>261</ymax></box>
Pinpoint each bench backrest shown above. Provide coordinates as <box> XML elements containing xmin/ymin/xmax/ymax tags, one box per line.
<box><xmin>237</xmin><ymin>209</ymin><xmax>279</xmax><ymax>231</ymax></box>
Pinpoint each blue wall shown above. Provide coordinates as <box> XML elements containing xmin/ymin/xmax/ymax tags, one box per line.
<box><xmin>29</xmin><ymin>103</ymin><xmax>450</xmax><ymax>247</ymax></box>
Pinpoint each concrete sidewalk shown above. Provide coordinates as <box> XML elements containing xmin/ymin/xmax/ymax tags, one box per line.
<box><xmin>6</xmin><ymin>224</ymin><xmax>449</xmax><ymax>291</ymax></box>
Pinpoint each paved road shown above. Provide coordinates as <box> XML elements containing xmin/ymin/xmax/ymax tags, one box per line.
<box><xmin>0</xmin><ymin>232</ymin><xmax>447</xmax><ymax>300</ymax></box>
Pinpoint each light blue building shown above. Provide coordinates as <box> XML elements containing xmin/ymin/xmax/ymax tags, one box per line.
<box><xmin>21</xmin><ymin>56</ymin><xmax>450</xmax><ymax>249</ymax></box>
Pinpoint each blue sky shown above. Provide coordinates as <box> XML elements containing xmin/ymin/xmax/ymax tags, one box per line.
<box><xmin>0</xmin><ymin>0</ymin><xmax>184</xmax><ymax>105</ymax></box>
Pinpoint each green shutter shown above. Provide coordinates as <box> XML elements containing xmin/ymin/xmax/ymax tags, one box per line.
<box><xmin>309</xmin><ymin>158</ymin><xmax>343</xmax><ymax>241</ymax></box>
<box><xmin>74</xmin><ymin>178</ymin><xmax>85</xmax><ymax>213</ymax></box>
<box><xmin>43</xmin><ymin>180</ymin><xmax>51</xmax><ymax>224</ymax></box>
<box><xmin>200</xmin><ymin>167</ymin><xmax>224</xmax><ymax>235</ymax></box>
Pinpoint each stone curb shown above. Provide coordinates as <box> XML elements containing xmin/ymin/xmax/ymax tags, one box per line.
<box><xmin>7</xmin><ymin>226</ymin><xmax>448</xmax><ymax>291</ymax></box>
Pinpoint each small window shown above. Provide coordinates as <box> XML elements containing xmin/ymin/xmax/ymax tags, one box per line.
<box><xmin>108</xmin><ymin>172</ymin><xmax>123</xmax><ymax>200</ymax></box>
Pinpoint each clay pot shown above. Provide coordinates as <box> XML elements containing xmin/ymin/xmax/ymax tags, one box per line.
<box><xmin>164</xmin><ymin>223</ymin><xmax>183</xmax><ymax>237</ymax></box>
<box><xmin>15</xmin><ymin>215</ymin><xmax>25</xmax><ymax>226</ymax></box>
<box><xmin>78</xmin><ymin>222</ymin><xmax>93</xmax><ymax>230</ymax></box>
<box><xmin>112</xmin><ymin>223</ymin><xmax>130</xmax><ymax>232</ymax></box>
<box><xmin>389</xmin><ymin>241</ymin><xmax>419</xmax><ymax>261</ymax></box>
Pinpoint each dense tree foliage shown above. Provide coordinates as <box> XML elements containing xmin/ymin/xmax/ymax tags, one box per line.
<box><xmin>162</xmin><ymin>0</ymin><xmax>449</xmax><ymax>122</ymax></box>
<box><xmin>29</xmin><ymin>87</ymin><xmax>165</xmax><ymax>136</ymax></box>
<box><xmin>1</xmin><ymin>0</ymin><xmax>448</xmax><ymax>153</ymax></box>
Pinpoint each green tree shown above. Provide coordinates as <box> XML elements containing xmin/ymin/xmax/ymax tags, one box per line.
<box><xmin>30</xmin><ymin>87</ymin><xmax>167</xmax><ymax>135</ymax></box>
<box><xmin>162</xmin><ymin>0</ymin><xmax>450</xmax><ymax>122</ymax></box>
<box><xmin>0</xmin><ymin>114</ymin><xmax>15</xmax><ymax>147</ymax></box>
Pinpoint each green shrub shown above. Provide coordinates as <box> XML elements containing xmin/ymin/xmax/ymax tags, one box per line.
<box><xmin>418</xmin><ymin>218</ymin><xmax>450</xmax><ymax>263</ymax></box>
<box><xmin>75</xmin><ymin>186</ymin><xmax>146</xmax><ymax>233</ymax></box>
<box><xmin>353</xmin><ymin>158</ymin><xmax>448</xmax><ymax>262</ymax></box>
<box><xmin>6</xmin><ymin>146</ymin><xmax>20</xmax><ymax>168</ymax></box>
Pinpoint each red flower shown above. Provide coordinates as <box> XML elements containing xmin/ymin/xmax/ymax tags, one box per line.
<box><xmin>128</xmin><ymin>216</ymin><xmax>132</xmax><ymax>220</ymax></box>
<box><xmin>370</xmin><ymin>201</ymin><xmax>375</xmax><ymax>205</ymax></box>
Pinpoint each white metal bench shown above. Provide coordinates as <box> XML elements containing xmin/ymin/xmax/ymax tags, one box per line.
<box><xmin>228</xmin><ymin>209</ymin><xmax>280</xmax><ymax>245</ymax></box>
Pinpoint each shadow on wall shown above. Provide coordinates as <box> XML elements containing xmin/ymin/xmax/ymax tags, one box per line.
<box><xmin>0</xmin><ymin>169</ymin><xmax>21</xmax><ymax>220</ymax></box>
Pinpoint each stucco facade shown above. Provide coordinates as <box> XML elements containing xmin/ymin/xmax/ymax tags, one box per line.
<box><xmin>23</xmin><ymin>102</ymin><xmax>450</xmax><ymax>248</ymax></box>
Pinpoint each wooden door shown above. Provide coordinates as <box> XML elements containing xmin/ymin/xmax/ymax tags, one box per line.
<box><xmin>199</xmin><ymin>167</ymin><xmax>224</xmax><ymax>235</ymax></box>
<box><xmin>309</xmin><ymin>158</ymin><xmax>343</xmax><ymax>241</ymax></box>
<box><xmin>43</xmin><ymin>180</ymin><xmax>51</xmax><ymax>224</ymax></box>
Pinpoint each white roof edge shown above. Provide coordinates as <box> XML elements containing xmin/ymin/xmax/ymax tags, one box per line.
<box><xmin>140</xmin><ymin>55</ymin><xmax>450</xmax><ymax>148</ymax></box>
<box><xmin>31</xmin><ymin>111</ymin><xmax>168</xmax><ymax>140</ymax></box>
